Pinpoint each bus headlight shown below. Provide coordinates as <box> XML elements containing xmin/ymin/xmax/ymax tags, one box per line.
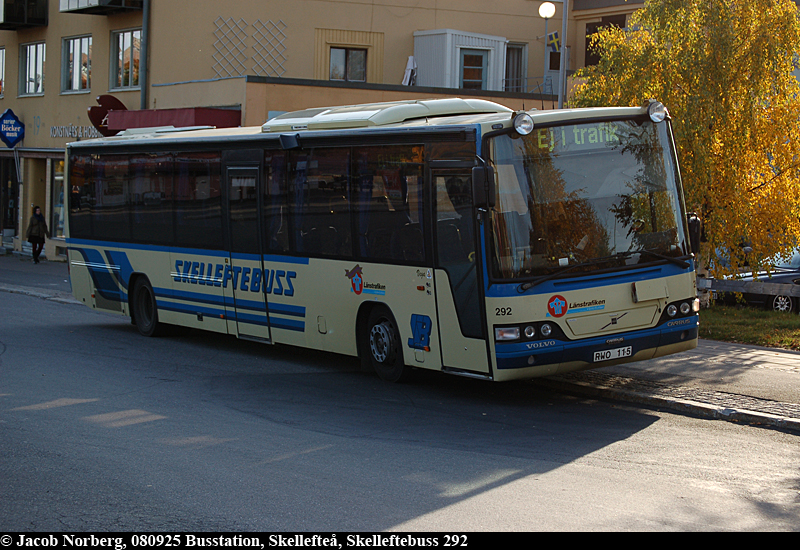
<box><xmin>524</xmin><ymin>325</ymin><xmax>536</xmax><ymax>338</ymax></box>
<box><xmin>680</xmin><ymin>302</ymin><xmax>691</xmax><ymax>315</ymax></box>
<box><xmin>667</xmin><ymin>304</ymin><xmax>678</xmax><ymax>317</ymax></box>
<box><xmin>495</xmin><ymin>327</ymin><xmax>520</xmax><ymax>341</ymax></box>
<box><xmin>513</xmin><ymin>113</ymin><xmax>534</xmax><ymax>135</ymax></box>
<box><xmin>540</xmin><ymin>323</ymin><xmax>552</xmax><ymax>337</ymax></box>
<box><xmin>647</xmin><ymin>101</ymin><xmax>668</xmax><ymax>123</ymax></box>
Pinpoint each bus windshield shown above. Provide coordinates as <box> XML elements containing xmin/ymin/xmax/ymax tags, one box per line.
<box><xmin>487</xmin><ymin>117</ymin><xmax>688</xmax><ymax>281</ymax></box>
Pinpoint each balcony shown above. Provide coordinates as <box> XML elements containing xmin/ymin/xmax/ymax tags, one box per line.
<box><xmin>0</xmin><ymin>0</ymin><xmax>48</xmax><ymax>29</ymax></box>
<box><xmin>60</xmin><ymin>0</ymin><xmax>141</xmax><ymax>14</ymax></box>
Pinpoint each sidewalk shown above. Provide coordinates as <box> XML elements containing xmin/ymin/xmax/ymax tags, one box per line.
<box><xmin>1</xmin><ymin>253</ymin><xmax>799</xmax><ymax>432</ymax></box>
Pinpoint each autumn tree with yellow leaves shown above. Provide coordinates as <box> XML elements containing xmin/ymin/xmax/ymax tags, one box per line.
<box><xmin>571</xmin><ymin>0</ymin><xmax>800</xmax><ymax>275</ymax></box>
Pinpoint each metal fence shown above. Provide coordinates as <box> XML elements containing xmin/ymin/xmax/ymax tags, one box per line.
<box><xmin>503</xmin><ymin>76</ymin><xmax>555</xmax><ymax>95</ymax></box>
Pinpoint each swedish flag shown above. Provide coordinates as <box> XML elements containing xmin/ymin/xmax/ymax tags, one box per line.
<box><xmin>547</xmin><ymin>31</ymin><xmax>560</xmax><ymax>53</ymax></box>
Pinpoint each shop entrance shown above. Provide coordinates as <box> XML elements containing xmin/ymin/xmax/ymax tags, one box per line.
<box><xmin>0</xmin><ymin>158</ymin><xmax>19</xmax><ymax>248</ymax></box>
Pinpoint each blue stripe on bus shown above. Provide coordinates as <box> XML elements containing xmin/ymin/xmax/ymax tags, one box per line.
<box><xmin>161</xmin><ymin>287</ymin><xmax>306</xmax><ymax>318</ymax></box>
<box><xmin>67</xmin><ymin>238</ymin><xmax>310</xmax><ymax>265</ymax></box>
<box><xmin>72</xmin><ymin>248</ymin><xmax>125</xmax><ymax>303</ymax></box>
<box><xmin>265</xmin><ymin>302</ymin><xmax>306</xmax><ymax>317</ymax></box>
<box><xmin>157</xmin><ymin>299</ymin><xmax>305</xmax><ymax>332</ymax></box>
<box><xmin>68</xmin><ymin>244</ymin><xmax>307</xmax><ymax>332</ymax></box>
<box><xmin>487</xmin><ymin>262</ymin><xmax>694</xmax><ymax>298</ymax></box>
<box><xmin>494</xmin><ymin>315</ymin><xmax>698</xmax><ymax>369</ymax></box>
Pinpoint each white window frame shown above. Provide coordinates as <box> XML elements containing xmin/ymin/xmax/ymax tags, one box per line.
<box><xmin>20</xmin><ymin>42</ymin><xmax>46</xmax><ymax>96</ymax></box>
<box><xmin>329</xmin><ymin>47</ymin><xmax>367</xmax><ymax>82</ymax></box>
<box><xmin>111</xmin><ymin>28</ymin><xmax>141</xmax><ymax>90</ymax></box>
<box><xmin>62</xmin><ymin>35</ymin><xmax>92</xmax><ymax>93</ymax></box>
<box><xmin>460</xmin><ymin>48</ymin><xmax>488</xmax><ymax>90</ymax></box>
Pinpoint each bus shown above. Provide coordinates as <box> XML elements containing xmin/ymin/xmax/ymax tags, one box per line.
<box><xmin>65</xmin><ymin>97</ymin><xmax>700</xmax><ymax>382</ymax></box>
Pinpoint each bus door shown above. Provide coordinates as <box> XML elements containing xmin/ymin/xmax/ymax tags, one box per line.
<box><xmin>431</xmin><ymin>169</ymin><xmax>490</xmax><ymax>375</ymax></box>
<box><xmin>224</xmin><ymin>155</ymin><xmax>272</xmax><ymax>342</ymax></box>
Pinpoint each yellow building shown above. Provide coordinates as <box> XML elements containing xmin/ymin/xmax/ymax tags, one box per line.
<box><xmin>0</xmin><ymin>0</ymin><xmax>642</xmax><ymax>260</ymax></box>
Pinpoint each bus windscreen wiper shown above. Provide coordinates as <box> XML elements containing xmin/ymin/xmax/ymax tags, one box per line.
<box><xmin>639</xmin><ymin>248</ymin><xmax>692</xmax><ymax>269</ymax></box>
<box><xmin>518</xmin><ymin>252</ymin><xmax>632</xmax><ymax>292</ymax></box>
<box><xmin>517</xmin><ymin>249</ymin><xmax>692</xmax><ymax>293</ymax></box>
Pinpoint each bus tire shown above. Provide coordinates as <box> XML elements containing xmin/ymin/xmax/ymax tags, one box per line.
<box><xmin>132</xmin><ymin>277</ymin><xmax>163</xmax><ymax>337</ymax></box>
<box><xmin>365</xmin><ymin>306</ymin><xmax>409</xmax><ymax>382</ymax></box>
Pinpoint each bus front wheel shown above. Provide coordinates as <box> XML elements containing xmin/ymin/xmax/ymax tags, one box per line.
<box><xmin>365</xmin><ymin>306</ymin><xmax>409</xmax><ymax>382</ymax></box>
<box><xmin>132</xmin><ymin>277</ymin><xmax>163</xmax><ymax>337</ymax></box>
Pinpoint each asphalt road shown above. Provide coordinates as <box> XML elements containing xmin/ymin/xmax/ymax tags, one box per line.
<box><xmin>1</xmin><ymin>287</ymin><xmax>799</xmax><ymax>531</ymax></box>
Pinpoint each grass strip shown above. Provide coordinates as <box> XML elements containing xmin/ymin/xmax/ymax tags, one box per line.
<box><xmin>700</xmin><ymin>304</ymin><xmax>800</xmax><ymax>351</ymax></box>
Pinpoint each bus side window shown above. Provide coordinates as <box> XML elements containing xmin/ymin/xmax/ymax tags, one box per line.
<box><xmin>289</xmin><ymin>148</ymin><xmax>352</xmax><ymax>258</ymax></box>
<box><xmin>264</xmin><ymin>153</ymin><xmax>289</xmax><ymax>253</ymax></box>
<box><xmin>354</xmin><ymin>145</ymin><xmax>425</xmax><ymax>263</ymax></box>
<box><xmin>175</xmin><ymin>152</ymin><xmax>223</xmax><ymax>250</ymax></box>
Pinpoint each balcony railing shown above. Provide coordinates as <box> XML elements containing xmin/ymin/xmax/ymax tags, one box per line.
<box><xmin>0</xmin><ymin>0</ymin><xmax>48</xmax><ymax>29</ymax></box>
<box><xmin>503</xmin><ymin>76</ymin><xmax>556</xmax><ymax>96</ymax></box>
<box><xmin>60</xmin><ymin>0</ymin><xmax>141</xmax><ymax>14</ymax></box>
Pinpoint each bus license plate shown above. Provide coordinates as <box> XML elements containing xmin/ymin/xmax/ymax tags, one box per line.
<box><xmin>593</xmin><ymin>346</ymin><xmax>632</xmax><ymax>362</ymax></box>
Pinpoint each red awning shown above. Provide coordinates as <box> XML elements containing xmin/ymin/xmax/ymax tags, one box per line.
<box><xmin>107</xmin><ymin>107</ymin><xmax>241</xmax><ymax>132</ymax></box>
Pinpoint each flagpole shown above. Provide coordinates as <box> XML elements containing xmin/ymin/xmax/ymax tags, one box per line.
<box><xmin>543</xmin><ymin>16</ymin><xmax>549</xmax><ymax>92</ymax></box>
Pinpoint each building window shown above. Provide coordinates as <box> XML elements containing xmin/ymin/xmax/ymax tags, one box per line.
<box><xmin>0</xmin><ymin>48</ymin><xmax>5</xmax><ymax>96</ymax></box>
<box><xmin>329</xmin><ymin>47</ymin><xmax>366</xmax><ymax>82</ymax></box>
<box><xmin>20</xmin><ymin>42</ymin><xmax>46</xmax><ymax>95</ymax></box>
<box><xmin>63</xmin><ymin>36</ymin><xmax>92</xmax><ymax>92</ymax></box>
<box><xmin>505</xmin><ymin>43</ymin><xmax>527</xmax><ymax>92</ymax></box>
<box><xmin>585</xmin><ymin>15</ymin><xmax>626</xmax><ymax>67</ymax></box>
<box><xmin>460</xmin><ymin>49</ymin><xmax>487</xmax><ymax>90</ymax></box>
<box><xmin>112</xmin><ymin>28</ymin><xmax>141</xmax><ymax>89</ymax></box>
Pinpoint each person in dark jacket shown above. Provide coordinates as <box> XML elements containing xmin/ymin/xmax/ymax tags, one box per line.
<box><xmin>26</xmin><ymin>205</ymin><xmax>50</xmax><ymax>264</ymax></box>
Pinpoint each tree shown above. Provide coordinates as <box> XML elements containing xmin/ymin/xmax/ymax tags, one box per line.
<box><xmin>571</xmin><ymin>0</ymin><xmax>800</xmax><ymax>276</ymax></box>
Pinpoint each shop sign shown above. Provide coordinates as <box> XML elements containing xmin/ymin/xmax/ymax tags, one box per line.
<box><xmin>50</xmin><ymin>124</ymin><xmax>103</xmax><ymax>139</ymax></box>
<box><xmin>0</xmin><ymin>109</ymin><xmax>25</xmax><ymax>148</ymax></box>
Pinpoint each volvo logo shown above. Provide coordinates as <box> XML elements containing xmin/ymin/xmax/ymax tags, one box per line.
<box><xmin>606</xmin><ymin>337</ymin><xmax>624</xmax><ymax>344</ymax></box>
<box><xmin>526</xmin><ymin>340</ymin><xmax>557</xmax><ymax>350</ymax></box>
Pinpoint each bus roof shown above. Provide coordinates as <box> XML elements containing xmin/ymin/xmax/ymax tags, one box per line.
<box><xmin>260</xmin><ymin>98</ymin><xmax>513</xmax><ymax>132</ymax></box>
<box><xmin>66</xmin><ymin>101</ymin><xmax>654</xmax><ymax>149</ymax></box>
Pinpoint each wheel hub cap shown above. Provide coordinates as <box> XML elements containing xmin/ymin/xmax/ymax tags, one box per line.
<box><xmin>370</xmin><ymin>322</ymin><xmax>395</xmax><ymax>363</ymax></box>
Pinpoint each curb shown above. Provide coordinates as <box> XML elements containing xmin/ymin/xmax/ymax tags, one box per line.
<box><xmin>538</xmin><ymin>377</ymin><xmax>800</xmax><ymax>433</ymax></box>
<box><xmin>0</xmin><ymin>283</ymin><xmax>82</xmax><ymax>305</ymax></box>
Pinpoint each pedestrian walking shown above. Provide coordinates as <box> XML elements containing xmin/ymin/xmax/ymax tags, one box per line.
<box><xmin>25</xmin><ymin>205</ymin><xmax>50</xmax><ymax>264</ymax></box>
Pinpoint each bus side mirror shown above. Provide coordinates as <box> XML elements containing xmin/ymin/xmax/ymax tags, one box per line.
<box><xmin>687</xmin><ymin>212</ymin><xmax>701</xmax><ymax>254</ymax></box>
<box><xmin>472</xmin><ymin>165</ymin><xmax>495</xmax><ymax>208</ymax></box>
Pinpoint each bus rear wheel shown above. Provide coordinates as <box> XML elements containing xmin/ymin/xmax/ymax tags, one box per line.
<box><xmin>365</xmin><ymin>306</ymin><xmax>409</xmax><ymax>382</ymax></box>
<box><xmin>132</xmin><ymin>277</ymin><xmax>163</xmax><ymax>337</ymax></box>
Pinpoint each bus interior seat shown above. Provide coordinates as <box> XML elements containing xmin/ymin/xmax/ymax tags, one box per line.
<box><xmin>391</xmin><ymin>223</ymin><xmax>424</xmax><ymax>261</ymax></box>
<box><xmin>438</xmin><ymin>221</ymin><xmax>467</xmax><ymax>263</ymax></box>
<box><xmin>367</xmin><ymin>228</ymin><xmax>392</xmax><ymax>257</ymax></box>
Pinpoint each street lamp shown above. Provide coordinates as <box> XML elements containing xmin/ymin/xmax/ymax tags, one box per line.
<box><xmin>538</xmin><ymin>2</ymin><xmax>555</xmax><ymax>95</ymax></box>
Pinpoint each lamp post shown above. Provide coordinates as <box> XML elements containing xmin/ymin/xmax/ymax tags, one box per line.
<box><xmin>557</xmin><ymin>0</ymin><xmax>569</xmax><ymax>109</ymax></box>
<box><xmin>538</xmin><ymin>0</ymin><xmax>569</xmax><ymax>109</ymax></box>
<box><xmin>538</xmin><ymin>2</ymin><xmax>555</xmax><ymax>95</ymax></box>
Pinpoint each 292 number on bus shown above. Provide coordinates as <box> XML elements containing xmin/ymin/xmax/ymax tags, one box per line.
<box><xmin>443</xmin><ymin>535</ymin><xmax>468</xmax><ymax>547</ymax></box>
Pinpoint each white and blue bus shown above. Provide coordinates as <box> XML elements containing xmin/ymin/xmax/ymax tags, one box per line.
<box><xmin>66</xmin><ymin>98</ymin><xmax>699</xmax><ymax>382</ymax></box>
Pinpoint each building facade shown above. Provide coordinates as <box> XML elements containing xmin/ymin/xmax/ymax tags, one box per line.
<box><xmin>0</xmin><ymin>0</ymin><xmax>642</xmax><ymax>260</ymax></box>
